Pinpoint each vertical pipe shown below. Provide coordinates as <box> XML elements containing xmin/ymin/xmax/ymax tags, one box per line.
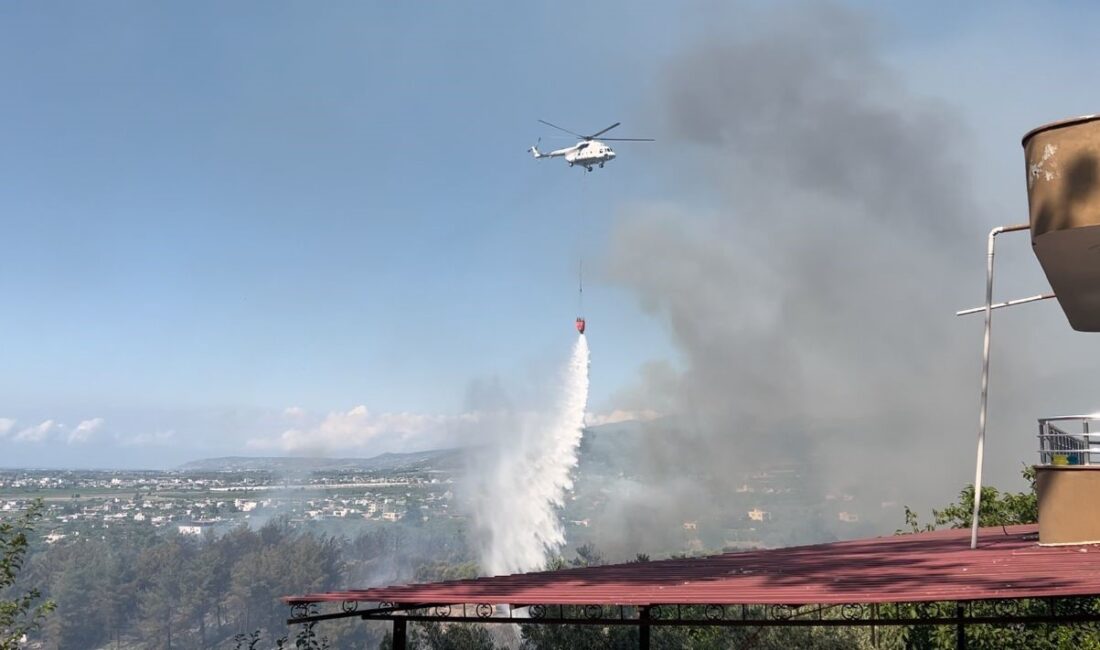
<box><xmin>1086</xmin><ymin>419</ymin><xmax>1092</xmax><ymax>466</ymax></box>
<box><xmin>639</xmin><ymin>606</ymin><xmax>651</xmax><ymax>650</ymax></box>
<box><xmin>392</xmin><ymin>619</ymin><xmax>407</xmax><ymax>650</ymax></box>
<box><xmin>970</xmin><ymin>224</ymin><xmax>1029</xmax><ymax>549</ymax></box>
<box><xmin>955</xmin><ymin>602</ymin><xmax>966</xmax><ymax>650</ymax></box>
<box><xmin>1038</xmin><ymin>420</ymin><xmax>1044</xmax><ymax>466</ymax></box>
<box><xmin>871</xmin><ymin>603</ymin><xmax>878</xmax><ymax>648</ymax></box>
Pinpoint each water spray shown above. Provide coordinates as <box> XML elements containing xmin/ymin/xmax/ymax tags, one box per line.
<box><xmin>472</xmin><ymin>335</ymin><xmax>590</xmax><ymax>576</ymax></box>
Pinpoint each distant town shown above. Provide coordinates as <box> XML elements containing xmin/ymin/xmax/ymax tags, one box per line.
<box><xmin>1</xmin><ymin>446</ymin><xmax>899</xmax><ymax>554</ymax></box>
<box><xmin>0</xmin><ymin>463</ymin><xmax>455</xmax><ymax>544</ymax></box>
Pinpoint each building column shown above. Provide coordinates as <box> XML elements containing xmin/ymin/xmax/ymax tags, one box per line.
<box><xmin>639</xmin><ymin>606</ymin><xmax>651</xmax><ymax>650</ymax></box>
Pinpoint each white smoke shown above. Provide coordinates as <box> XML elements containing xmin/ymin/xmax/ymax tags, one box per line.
<box><xmin>467</xmin><ymin>335</ymin><xmax>590</xmax><ymax>576</ymax></box>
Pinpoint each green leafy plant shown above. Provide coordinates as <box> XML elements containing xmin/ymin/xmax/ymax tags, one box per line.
<box><xmin>1</xmin><ymin>499</ymin><xmax>56</xmax><ymax>649</ymax></box>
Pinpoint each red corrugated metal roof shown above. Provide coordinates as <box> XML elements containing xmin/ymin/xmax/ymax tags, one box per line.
<box><xmin>286</xmin><ymin>525</ymin><xmax>1100</xmax><ymax>606</ymax></box>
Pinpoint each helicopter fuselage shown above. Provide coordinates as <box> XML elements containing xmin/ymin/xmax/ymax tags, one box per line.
<box><xmin>530</xmin><ymin>120</ymin><xmax>651</xmax><ymax>171</ymax></box>
<box><xmin>531</xmin><ymin>139</ymin><xmax>616</xmax><ymax>170</ymax></box>
<box><xmin>564</xmin><ymin>140</ymin><xmax>616</xmax><ymax>169</ymax></box>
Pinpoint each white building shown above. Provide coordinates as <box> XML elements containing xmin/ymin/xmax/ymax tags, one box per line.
<box><xmin>748</xmin><ymin>508</ymin><xmax>769</xmax><ymax>522</ymax></box>
<box><xmin>177</xmin><ymin>522</ymin><xmax>216</xmax><ymax>536</ymax></box>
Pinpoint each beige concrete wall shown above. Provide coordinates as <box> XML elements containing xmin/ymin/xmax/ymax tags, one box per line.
<box><xmin>1036</xmin><ymin>465</ymin><xmax>1100</xmax><ymax>545</ymax></box>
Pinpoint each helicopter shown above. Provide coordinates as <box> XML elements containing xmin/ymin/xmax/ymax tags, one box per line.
<box><xmin>529</xmin><ymin>120</ymin><xmax>653</xmax><ymax>171</ymax></box>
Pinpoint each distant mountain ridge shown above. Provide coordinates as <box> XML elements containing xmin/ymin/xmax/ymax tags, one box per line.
<box><xmin>179</xmin><ymin>421</ymin><xmax>647</xmax><ymax>473</ymax></box>
<box><xmin>178</xmin><ymin>447</ymin><xmax>467</xmax><ymax>472</ymax></box>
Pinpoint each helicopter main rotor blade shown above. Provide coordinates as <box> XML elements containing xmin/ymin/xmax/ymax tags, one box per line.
<box><xmin>538</xmin><ymin>119</ymin><xmax>585</xmax><ymax>139</ymax></box>
<box><xmin>600</xmin><ymin>137</ymin><xmax>655</xmax><ymax>142</ymax></box>
<box><xmin>587</xmin><ymin>122</ymin><xmax>621</xmax><ymax>139</ymax></box>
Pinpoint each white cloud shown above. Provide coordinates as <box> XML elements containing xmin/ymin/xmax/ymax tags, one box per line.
<box><xmin>585</xmin><ymin>409</ymin><xmax>661</xmax><ymax>427</ymax></box>
<box><xmin>283</xmin><ymin>406</ymin><xmax>306</xmax><ymax>419</ymax></box>
<box><xmin>0</xmin><ymin>419</ymin><xmax>14</xmax><ymax>437</ymax></box>
<box><xmin>68</xmin><ymin>418</ymin><xmax>105</xmax><ymax>444</ymax></box>
<box><xmin>14</xmin><ymin>420</ymin><xmax>55</xmax><ymax>443</ymax></box>
<box><xmin>248</xmin><ymin>405</ymin><xmax>479</xmax><ymax>454</ymax></box>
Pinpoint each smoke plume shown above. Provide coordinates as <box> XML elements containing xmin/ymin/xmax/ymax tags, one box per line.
<box><xmin>597</xmin><ymin>3</ymin><xmax>1021</xmax><ymax>554</ymax></box>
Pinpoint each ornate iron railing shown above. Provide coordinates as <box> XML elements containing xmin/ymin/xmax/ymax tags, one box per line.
<box><xmin>288</xmin><ymin>597</ymin><xmax>1100</xmax><ymax>629</ymax></box>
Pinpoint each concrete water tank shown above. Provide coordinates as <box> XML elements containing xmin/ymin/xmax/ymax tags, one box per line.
<box><xmin>1023</xmin><ymin>115</ymin><xmax>1100</xmax><ymax>332</ymax></box>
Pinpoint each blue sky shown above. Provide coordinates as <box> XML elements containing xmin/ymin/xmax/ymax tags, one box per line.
<box><xmin>3</xmin><ymin>1</ymin><xmax>1100</xmax><ymax>470</ymax></box>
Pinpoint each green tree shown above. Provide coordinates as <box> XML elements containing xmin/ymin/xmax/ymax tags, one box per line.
<box><xmin>228</xmin><ymin>523</ymin><xmax>343</xmax><ymax>641</ymax></box>
<box><xmin>570</xmin><ymin>544</ymin><xmax>603</xmax><ymax>567</ymax></box>
<box><xmin>380</xmin><ymin>621</ymin><xmax>500</xmax><ymax>650</ymax></box>
<box><xmin>522</xmin><ymin>618</ymin><xmax>868</xmax><ymax>650</ymax></box>
<box><xmin>413</xmin><ymin>561</ymin><xmax>480</xmax><ymax>583</ymax></box>
<box><xmin>134</xmin><ymin>537</ymin><xmax>192</xmax><ymax>649</ymax></box>
<box><xmin>0</xmin><ymin>499</ymin><xmax>55</xmax><ymax>649</ymax></box>
<box><xmin>898</xmin><ymin>468</ymin><xmax>1100</xmax><ymax>649</ymax></box>
<box><xmin>42</xmin><ymin>538</ymin><xmax>115</xmax><ymax>648</ymax></box>
<box><xmin>97</xmin><ymin>546</ymin><xmax>137</xmax><ymax>649</ymax></box>
<box><xmin>900</xmin><ymin>466</ymin><xmax>1037</xmax><ymax>533</ymax></box>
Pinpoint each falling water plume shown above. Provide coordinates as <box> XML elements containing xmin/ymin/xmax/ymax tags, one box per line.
<box><xmin>471</xmin><ymin>335</ymin><xmax>590</xmax><ymax>576</ymax></box>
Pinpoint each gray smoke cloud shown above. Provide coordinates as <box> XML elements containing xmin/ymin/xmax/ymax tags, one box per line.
<box><xmin>594</xmin><ymin>3</ymin><xmax>1030</xmax><ymax>555</ymax></box>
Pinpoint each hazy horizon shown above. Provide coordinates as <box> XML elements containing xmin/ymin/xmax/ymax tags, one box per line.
<box><xmin>5</xmin><ymin>1</ymin><xmax>1100</xmax><ymax>518</ymax></box>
